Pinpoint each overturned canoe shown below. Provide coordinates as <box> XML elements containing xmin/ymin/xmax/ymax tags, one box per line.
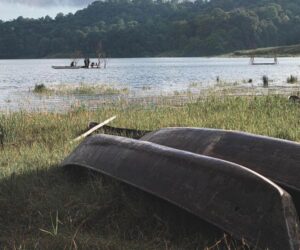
<box><xmin>142</xmin><ymin>128</ymin><xmax>300</xmax><ymax>192</ymax></box>
<box><xmin>62</xmin><ymin>134</ymin><xmax>300</xmax><ymax>250</ymax></box>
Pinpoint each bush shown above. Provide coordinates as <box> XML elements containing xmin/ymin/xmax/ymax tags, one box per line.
<box><xmin>33</xmin><ymin>84</ymin><xmax>48</xmax><ymax>93</ymax></box>
<box><xmin>287</xmin><ymin>75</ymin><xmax>298</xmax><ymax>84</ymax></box>
<box><xmin>262</xmin><ymin>75</ymin><xmax>269</xmax><ymax>88</ymax></box>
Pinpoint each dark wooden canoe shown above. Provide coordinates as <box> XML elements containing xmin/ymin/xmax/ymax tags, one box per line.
<box><xmin>62</xmin><ymin>134</ymin><xmax>300</xmax><ymax>250</ymax></box>
<box><xmin>142</xmin><ymin>128</ymin><xmax>300</xmax><ymax>192</ymax></box>
<box><xmin>52</xmin><ymin>66</ymin><xmax>81</xmax><ymax>69</ymax></box>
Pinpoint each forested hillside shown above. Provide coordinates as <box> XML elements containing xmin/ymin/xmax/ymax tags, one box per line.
<box><xmin>1</xmin><ymin>0</ymin><xmax>300</xmax><ymax>58</ymax></box>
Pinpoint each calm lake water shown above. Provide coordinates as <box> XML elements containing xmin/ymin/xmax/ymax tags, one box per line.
<box><xmin>0</xmin><ymin>57</ymin><xmax>300</xmax><ymax>111</ymax></box>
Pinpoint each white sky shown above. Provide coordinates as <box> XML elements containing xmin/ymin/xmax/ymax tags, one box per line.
<box><xmin>0</xmin><ymin>1</ymin><xmax>88</xmax><ymax>21</ymax></box>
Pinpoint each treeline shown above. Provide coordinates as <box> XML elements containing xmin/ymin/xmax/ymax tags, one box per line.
<box><xmin>1</xmin><ymin>0</ymin><xmax>300</xmax><ymax>58</ymax></box>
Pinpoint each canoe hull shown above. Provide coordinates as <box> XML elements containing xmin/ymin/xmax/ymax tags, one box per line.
<box><xmin>142</xmin><ymin>128</ymin><xmax>300</xmax><ymax>192</ymax></box>
<box><xmin>52</xmin><ymin>66</ymin><xmax>81</xmax><ymax>69</ymax></box>
<box><xmin>62</xmin><ymin>134</ymin><xmax>300</xmax><ymax>250</ymax></box>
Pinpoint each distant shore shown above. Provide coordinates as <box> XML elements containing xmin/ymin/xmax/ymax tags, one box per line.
<box><xmin>2</xmin><ymin>43</ymin><xmax>300</xmax><ymax>59</ymax></box>
<box><xmin>226</xmin><ymin>44</ymin><xmax>300</xmax><ymax>57</ymax></box>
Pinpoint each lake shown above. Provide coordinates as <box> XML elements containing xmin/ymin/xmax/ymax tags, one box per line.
<box><xmin>0</xmin><ymin>57</ymin><xmax>300</xmax><ymax>111</ymax></box>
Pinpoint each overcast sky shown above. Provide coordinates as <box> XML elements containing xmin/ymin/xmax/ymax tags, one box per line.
<box><xmin>0</xmin><ymin>0</ymin><xmax>95</xmax><ymax>21</ymax></box>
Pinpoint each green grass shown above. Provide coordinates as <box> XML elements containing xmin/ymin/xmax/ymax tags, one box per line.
<box><xmin>0</xmin><ymin>95</ymin><xmax>299</xmax><ymax>249</ymax></box>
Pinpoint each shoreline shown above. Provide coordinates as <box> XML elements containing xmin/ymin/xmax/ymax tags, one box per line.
<box><xmin>1</xmin><ymin>84</ymin><xmax>299</xmax><ymax>113</ymax></box>
<box><xmin>1</xmin><ymin>51</ymin><xmax>300</xmax><ymax>60</ymax></box>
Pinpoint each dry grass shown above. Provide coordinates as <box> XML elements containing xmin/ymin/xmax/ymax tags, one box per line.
<box><xmin>0</xmin><ymin>95</ymin><xmax>299</xmax><ymax>249</ymax></box>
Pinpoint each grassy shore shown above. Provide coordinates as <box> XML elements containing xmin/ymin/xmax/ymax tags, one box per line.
<box><xmin>0</xmin><ymin>95</ymin><xmax>299</xmax><ymax>249</ymax></box>
<box><xmin>228</xmin><ymin>43</ymin><xmax>300</xmax><ymax>57</ymax></box>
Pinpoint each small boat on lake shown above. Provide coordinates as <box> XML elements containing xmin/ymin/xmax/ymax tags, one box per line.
<box><xmin>52</xmin><ymin>54</ymin><xmax>107</xmax><ymax>69</ymax></box>
<box><xmin>52</xmin><ymin>66</ymin><xmax>81</xmax><ymax>69</ymax></box>
<box><xmin>62</xmin><ymin>134</ymin><xmax>300</xmax><ymax>250</ymax></box>
<box><xmin>51</xmin><ymin>65</ymin><xmax>101</xmax><ymax>69</ymax></box>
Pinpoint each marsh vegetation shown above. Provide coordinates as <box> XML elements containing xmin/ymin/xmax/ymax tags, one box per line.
<box><xmin>287</xmin><ymin>75</ymin><xmax>298</xmax><ymax>84</ymax></box>
<box><xmin>32</xmin><ymin>83</ymin><xmax>129</xmax><ymax>96</ymax></box>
